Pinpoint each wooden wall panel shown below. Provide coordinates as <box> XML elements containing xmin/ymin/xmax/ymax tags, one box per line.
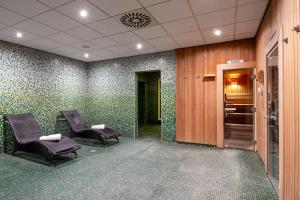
<box><xmin>176</xmin><ymin>39</ymin><xmax>256</xmax><ymax>145</ymax></box>
<box><xmin>295</xmin><ymin>1</ymin><xmax>300</xmax><ymax>199</ymax></box>
<box><xmin>256</xmin><ymin>0</ymin><xmax>300</xmax><ymax>199</ymax></box>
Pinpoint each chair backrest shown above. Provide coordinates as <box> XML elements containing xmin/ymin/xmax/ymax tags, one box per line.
<box><xmin>4</xmin><ymin>113</ymin><xmax>43</xmax><ymax>143</ymax></box>
<box><xmin>60</xmin><ymin>110</ymin><xmax>87</xmax><ymax>132</ymax></box>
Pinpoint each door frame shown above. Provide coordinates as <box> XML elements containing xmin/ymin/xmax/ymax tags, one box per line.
<box><xmin>216</xmin><ymin>61</ymin><xmax>256</xmax><ymax>148</ymax></box>
<box><xmin>264</xmin><ymin>27</ymin><xmax>284</xmax><ymax>198</ymax></box>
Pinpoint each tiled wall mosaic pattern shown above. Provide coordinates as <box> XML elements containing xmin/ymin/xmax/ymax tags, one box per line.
<box><xmin>87</xmin><ymin>51</ymin><xmax>176</xmax><ymax>141</ymax></box>
<box><xmin>0</xmin><ymin>40</ymin><xmax>88</xmax><ymax>150</ymax></box>
<box><xmin>0</xmin><ymin>40</ymin><xmax>176</xmax><ymax>150</ymax></box>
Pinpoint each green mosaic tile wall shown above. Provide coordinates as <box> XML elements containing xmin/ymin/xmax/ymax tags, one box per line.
<box><xmin>0</xmin><ymin>41</ymin><xmax>88</xmax><ymax>151</ymax></box>
<box><xmin>0</xmin><ymin>40</ymin><xmax>176</xmax><ymax>148</ymax></box>
<box><xmin>87</xmin><ymin>51</ymin><xmax>176</xmax><ymax>142</ymax></box>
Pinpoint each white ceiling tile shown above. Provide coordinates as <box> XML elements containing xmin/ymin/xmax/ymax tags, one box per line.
<box><xmin>87</xmin><ymin>0</ymin><xmax>142</xmax><ymax>16</ymax></box>
<box><xmin>118</xmin><ymin>51</ymin><xmax>139</xmax><ymax>57</ymax></box>
<box><xmin>0</xmin><ymin>0</ymin><xmax>50</xmax><ymax>17</ymax></box>
<box><xmin>147</xmin><ymin>36</ymin><xmax>177</xmax><ymax>48</ymax></box>
<box><xmin>202</xmin><ymin>24</ymin><xmax>235</xmax><ymax>39</ymax></box>
<box><xmin>47</xmin><ymin>32</ymin><xmax>81</xmax><ymax>44</ymax></box>
<box><xmin>139</xmin><ymin>0</ymin><xmax>169</xmax><ymax>7</ymax></box>
<box><xmin>88</xmin><ymin>18</ymin><xmax>128</xmax><ymax>35</ymax></box>
<box><xmin>237</xmin><ymin>1</ymin><xmax>268</xmax><ymax>22</ymax></box>
<box><xmin>86</xmin><ymin>56</ymin><xmax>105</xmax><ymax>62</ymax></box>
<box><xmin>235</xmin><ymin>32</ymin><xmax>256</xmax><ymax>40</ymax></box>
<box><xmin>0</xmin><ymin>27</ymin><xmax>40</xmax><ymax>42</ymax></box>
<box><xmin>65</xmin><ymin>26</ymin><xmax>102</xmax><ymax>40</ymax></box>
<box><xmin>71</xmin><ymin>41</ymin><xmax>99</xmax><ymax>51</ymax></box>
<box><xmin>146</xmin><ymin>0</ymin><xmax>193</xmax><ymax>23</ymax></box>
<box><xmin>0</xmin><ymin>23</ymin><xmax>7</xmax><ymax>30</ymax></box>
<box><xmin>205</xmin><ymin>35</ymin><xmax>234</xmax><ymax>44</ymax></box>
<box><xmin>133</xmin><ymin>25</ymin><xmax>168</xmax><ymax>40</ymax></box>
<box><xmin>189</xmin><ymin>0</ymin><xmax>236</xmax><ymax>15</ymax></box>
<box><xmin>238</xmin><ymin>0</ymin><xmax>267</xmax><ymax>6</ymax></box>
<box><xmin>66</xmin><ymin>53</ymin><xmax>83</xmax><ymax>60</ymax></box>
<box><xmin>37</xmin><ymin>0</ymin><xmax>74</xmax><ymax>8</ymax></box>
<box><xmin>179</xmin><ymin>40</ymin><xmax>205</xmax><ymax>48</ymax></box>
<box><xmin>25</xmin><ymin>38</ymin><xmax>63</xmax><ymax>49</ymax></box>
<box><xmin>52</xmin><ymin>45</ymin><xmax>82</xmax><ymax>54</ymax></box>
<box><xmin>14</xmin><ymin>20</ymin><xmax>58</xmax><ymax>36</ymax></box>
<box><xmin>196</xmin><ymin>8</ymin><xmax>235</xmax><ymax>29</ymax></box>
<box><xmin>98</xmin><ymin>54</ymin><xmax>118</xmax><ymax>60</ymax></box>
<box><xmin>33</xmin><ymin>10</ymin><xmax>81</xmax><ymax>31</ymax></box>
<box><xmin>139</xmin><ymin>47</ymin><xmax>158</xmax><ymax>54</ymax></box>
<box><xmin>107</xmin><ymin>45</ymin><xmax>131</xmax><ymax>54</ymax></box>
<box><xmin>0</xmin><ymin>7</ymin><xmax>26</xmax><ymax>25</ymax></box>
<box><xmin>56</xmin><ymin>0</ymin><xmax>108</xmax><ymax>24</ymax></box>
<box><xmin>89</xmin><ymin>37</ymin><xmax>119</xmax><ymax>47</ymax></box>
<box><xmin>91</xmin><ymin>48</ymin><xmax>113</xmax><ymax>56</ymax></box>
<box><xmin>0</xmin><ymin>34</ymin><xmax>23</xmax><ymax>44</ymax></box>
<box><xmin>87</xmin><ymin>56</ymin><xmax>106</xmax><ymax>62</ymax></box>
<box><xmin>157</xmin><ymin>43</ymin><xmax>179</xmax><ymax>51</ymax></box>
<box><xmin>173</xmin><ymin>31</ymin><xmax>203</xmax><ymax>44</ymax></box>
<box><xmin>110</xmin><ymin>32</ymin><xmax>142</xmax><ymax>44</ymax></box>
<box><xmin>162</xmin><ymin>17</ymin><xmax>198</xmax><ymax>35</ymax></box>
<box><xmin>236</xmin><ymin>19</ymin><xmax>260</xmax><ymax>34</ymax></box>
<box><xmin>69</xmin><ymin>52</ymin><xmax>91</xmax><ymax>61</ymax></box>
<box><xmin>126</xmin><ymin>41</ymin><xmax>154</xmax><ymax>50</ymax></box>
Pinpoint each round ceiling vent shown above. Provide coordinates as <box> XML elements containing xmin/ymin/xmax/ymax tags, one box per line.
<box><xmin>120</xmin><ymin>12</ymin><xmax>151</xmax><ymax>29</ymax></box>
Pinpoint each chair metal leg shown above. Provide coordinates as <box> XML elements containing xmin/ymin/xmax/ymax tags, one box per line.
<box><xmin>116</xmin><ymin>137</ymin><xmax>119</xmax><ymax>143</ymax></box>
<box><xmin>73</xmin><ymin>151</ymin><xmax>78</xmax><ymax>158</ymax></box>
<box><xmin>49</xmin><ymin>159</ymin><xmax>55</xmax><ymax>167</ymax></box>
<box><xmin>100</xmin><ymin>135</ymin><xmax>108</xmax><ymax>147</ymax></box>
<box><xmin>11</xmin><ymin>148</ymin><xmax>17</xmax><ymax>155</ymax></box>
<box><xmin>11</xmin><ymin>143</ymin><xmax>18</xmax><ymax>155</ymax></box>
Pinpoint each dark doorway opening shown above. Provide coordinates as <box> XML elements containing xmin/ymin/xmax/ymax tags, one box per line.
<box><xmin>136</xmin><ymin>71</ymin><xmax>161</xmax><ymax>139</ymax></box>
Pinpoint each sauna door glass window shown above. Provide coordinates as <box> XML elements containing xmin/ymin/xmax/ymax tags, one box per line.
<box><xmin>223</xmin><ymin>69</ymin><xmax>254</xmax><ymax>142</ymax></box>
<box><xmin>266</xmin><ymin>45</ymin><xmax>279</xmax><ymax>192</ymax></box>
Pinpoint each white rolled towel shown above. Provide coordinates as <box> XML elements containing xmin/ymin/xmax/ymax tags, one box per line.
<box><xmin>91</xmin><ymin>124</ymin><xmax>105</xmax><ymax>129</ymax></box>
<box><xmin>39</xmin><ymin>134</ymin><xmax>62</xmax><ymax>141</ymax></box>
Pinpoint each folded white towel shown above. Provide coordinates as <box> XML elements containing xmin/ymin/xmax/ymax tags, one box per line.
<box><xmin>91</xmin><ymin>124</ymin><xmax>105</xmax><ymax>129</ymax></box>
<box><xmin>39</xmin><ymin>134</ymin><xmax>62</xmax><ymax>141</ymax></box>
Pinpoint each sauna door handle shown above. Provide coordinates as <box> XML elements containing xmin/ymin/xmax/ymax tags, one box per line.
<box><xmin>264</xmin><ymin>115</ymin><xmax>269</xmax><ymax>119</ymax></box>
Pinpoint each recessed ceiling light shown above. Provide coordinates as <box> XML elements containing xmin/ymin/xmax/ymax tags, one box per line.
<box><xmin>136</xmin><ymin>43</ymin><xmax>143</xmax><ymax>49</ymax></box>
<box><xmin>214</xmin><ymin>29</ymin><xmax>222</xmax><ymax>36</ymax></box>
<box><xmin>79</xmin><ymin>9</ymin><xmax>88</xmax><ymax>18</ymax></box>
<box><xmin>16</xmin><ymin>32</ymin><xmax>22</xmax><ymax>38</ymax></box>
<box><xmin>84</xmin><ymin>53</ymin><xmax>89</xmax><ymax>58</ymax></box>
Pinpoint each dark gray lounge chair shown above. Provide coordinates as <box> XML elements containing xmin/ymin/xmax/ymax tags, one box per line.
<box><xmin>60</xmin><ymin>110</ymin><xmax>120</xmax><ymax>146</ymax></box>
<box><xmin>4</xmin><ymin>113</ymin><xmax>81</xmax><ymax>166</ymax></box>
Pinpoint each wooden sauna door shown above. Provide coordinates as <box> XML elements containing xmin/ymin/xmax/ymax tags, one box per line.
<box><xmin>216</xmin><ymin>62</ymin><xmax>256</xmax><ymax>148</ymax></box>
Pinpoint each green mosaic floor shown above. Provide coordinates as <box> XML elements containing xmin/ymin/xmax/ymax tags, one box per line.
<box><xmin>0</xmin><ymin>137</ymin><xmax>278</xmax><ymax>200</ymax></box>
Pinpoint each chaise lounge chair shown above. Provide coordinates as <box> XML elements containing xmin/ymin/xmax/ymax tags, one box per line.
<box><xmin>60</xmin><ymin>110</ymin><xmax>121</xmax><ymax>146</ymax></box>
<box><xmin>4</xmin><ymin>113</ymin><xmax>81</xmax><ymax>166</ymax></box>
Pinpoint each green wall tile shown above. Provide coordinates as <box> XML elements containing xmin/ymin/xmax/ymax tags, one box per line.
<box><xmin>87</xmin><ymin>51</ymin><xmax>176</xmax><ymax>141</ymax></box>
<box><xmin>0</xmin><ymin>40</ymin><xmax>177</xmax><ymax>150</ymax></box>
<box><xmin>0</xmin><ymin>41</ymin><xmax>88</xmax><ymax>151</ymax></box>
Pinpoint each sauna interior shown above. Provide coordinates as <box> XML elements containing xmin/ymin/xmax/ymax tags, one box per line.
<box><xmin>223</xmin><ymin>68</ymin><xmax>255</xmax><ymax>149</ymax></box>
<box><xmin>0</xmin><ymin>0</ymin><xmax>299</xmax><ymax>199</ymax></box>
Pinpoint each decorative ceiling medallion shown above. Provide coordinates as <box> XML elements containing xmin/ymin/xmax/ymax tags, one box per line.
<box><xmin>120</xmin><ymin>12</ymin><xmax>151</xmax><ymax>29</ymax></box>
